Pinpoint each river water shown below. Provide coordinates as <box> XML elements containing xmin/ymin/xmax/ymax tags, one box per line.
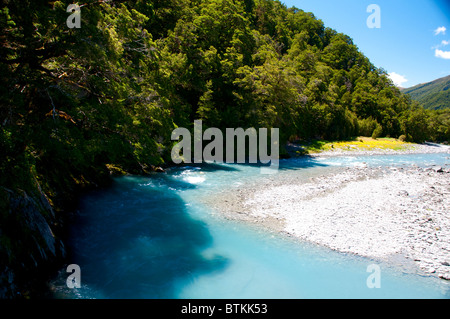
<box><xmin>50</xmin><ymin>153</ymin><xmax>450</xmax><ymax>299</ymax></box>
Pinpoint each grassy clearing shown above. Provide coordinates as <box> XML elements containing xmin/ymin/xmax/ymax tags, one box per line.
<box><xmin>299</xmin><ymin>137</ymin><xmax>414</xmax><ymax>154</ymax></box>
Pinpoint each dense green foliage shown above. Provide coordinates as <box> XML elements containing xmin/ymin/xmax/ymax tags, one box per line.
<box><xmin>402</xmin><ymin>75</ymin><xmax>450</xmax><ymax>110</ymax></box>
<box><xmin>1</xmin><ymin>0</ymin><xmax>449</xmax><ymax>199</ymax></box>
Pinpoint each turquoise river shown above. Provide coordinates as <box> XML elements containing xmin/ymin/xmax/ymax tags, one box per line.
<box><xmin>50</xmin><ymin>153</ymin><xmax>450</xmax><ymax>299</ymax></box>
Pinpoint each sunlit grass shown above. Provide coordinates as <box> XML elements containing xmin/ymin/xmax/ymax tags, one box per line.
<box><xmin>302</xmin><ymin>137</ymin><xmax>414</xmax><ymax>154</ymax></box>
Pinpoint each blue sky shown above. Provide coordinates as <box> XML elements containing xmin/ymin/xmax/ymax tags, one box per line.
<box><xmin>280</xmin><ymin>0</ymin><xmax>450</xmax><ymax>88</ymax></box>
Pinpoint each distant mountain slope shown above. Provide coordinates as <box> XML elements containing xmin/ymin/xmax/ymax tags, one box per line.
<box><xmin>402</xmin><ymin>75</ymin><xmax>450</xmax><ymax>110</ymax></box>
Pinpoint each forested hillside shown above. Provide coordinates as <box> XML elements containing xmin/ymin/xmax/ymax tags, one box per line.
<box><xmin>402</xmin><ymin>75</ymin><xmax>450</xmax><ymax>110</ymax></box>
<box><xmin>1</xmin><ymin>0</ymin><xmax>449</xmax><ymax>297</ymax></box>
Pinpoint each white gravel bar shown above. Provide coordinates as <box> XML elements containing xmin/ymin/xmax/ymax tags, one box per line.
<box><xmin>206</xmin><ymin>143</ymin><xmax>450</xmax><ymax>280</ymax></box>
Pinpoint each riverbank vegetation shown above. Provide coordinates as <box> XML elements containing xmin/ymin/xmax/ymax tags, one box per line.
<box><xmin>296</xmin><ymin>137</ymin><xmax>414</xmax><ymax>154</ymax></box>
<box><xmin>1</xmin><ymin>0</ymin><xmax>449</xmax><ymax>297</ymax></box>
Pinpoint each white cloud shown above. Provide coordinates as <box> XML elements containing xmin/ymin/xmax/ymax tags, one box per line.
<box><xmin>432</xmin><ymin>40</ymin><xmax>450</xmax><ymax>50</ymax></box>
<box><xmin>435</xmin><ymin>49</ymin><xmax>450</xmax><ymax>59</ymax></box>
<box><xmin>388</xmin><ymin>72</ymin><xmax>408</xmax><ymax>87</ymax></box>
<box><xmin>434</xmin><ymin>26</ymin><xmax>447</xmax><ymax>35</ymax></box>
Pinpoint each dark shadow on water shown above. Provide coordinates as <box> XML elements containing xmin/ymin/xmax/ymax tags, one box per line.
<box><xmin>215</xmin><ymin>154</ymin><xmax>329</xmax><ymax>171</ymax></box>
<box><xmin>157</xmin><ymin>156</ymin><xmax>330</xmax><ymax>179</ymax></box>
<box><xmin>422</xmin><ymin>142</ymin><xmax>443</xmax><ymax>148</ymax></box>
<box><xmin>64</xmin><ymin>176</ymin><xmax>229</xmax><ymax>299</ymax></box>
<box><xmin>167</xmin><ymin>162</ymin><xmax>241</xmax><ymax>172</ymax></box>
<box><xmin>278</xmin><ymin>155</ymin><xmax>329</xmax><ymax>170</ymax></box>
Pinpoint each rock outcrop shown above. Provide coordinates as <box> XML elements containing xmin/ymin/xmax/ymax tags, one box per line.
<box><xmin>0</xmin><ymin>185</ymin><xmax>66</xmax><ymax>298</ymax></box>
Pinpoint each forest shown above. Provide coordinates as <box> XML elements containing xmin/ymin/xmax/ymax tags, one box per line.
<box><xmin>402</xmin><ymin>75</ymin><xmax>450</xmax><ymax>110</ymax></box>
<box><xmin>0</xmin><ymin>0</ymin><xmax>449</xmax><ymax>297</ymax></box>
<box><xmin>2</xmin><ymin>0</ymin><xmax>449</xmax><ymax>191</ymax></box>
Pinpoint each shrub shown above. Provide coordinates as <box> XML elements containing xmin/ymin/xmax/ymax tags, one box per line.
<box><xmin>358</xmin><ymin>117</ymin><xmax>378</xmax><ymax>137</ymax></box>
<box><xmin>371</xmin><ymin>124</ymin><xmax>383</xmax><ymax>139</ymax></box>
<box><xmin>398</xmin><ymin>134</ymin><xmax>407</xmax><ymax>142</ymax></box>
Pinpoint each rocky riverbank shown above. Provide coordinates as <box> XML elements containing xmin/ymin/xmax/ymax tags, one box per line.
<box><xmin>205</xmin><ymin>151</ymin><xmax>450</xmax><ymax>280</ymax></box>
<box><xmin>286</xmin><ymin>140</ymin><xmax>450</xmax><ymax>158</ymax></box>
